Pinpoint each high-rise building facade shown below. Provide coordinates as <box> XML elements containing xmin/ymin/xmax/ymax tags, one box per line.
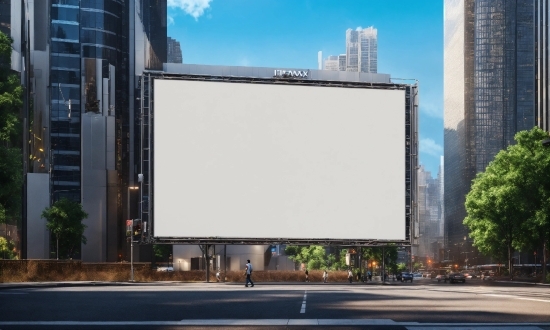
<box><xmin>415</xmin><ymin>165</ymin><xmax>443</xmax><ymax>263</ymax></box>
<box><xmin>6</xmin><ymin>0</ymin><xmax>166</xmax><ymax>261</ymax></box>
<box><xmin>167</xmin><ymin>36</ymin><xmax>182</xmax><ymax>63</ymax></box>
<box><xmin>346</xmin><ymin>27</ymin><xmax>377</xmax><ymax>73</ymax></box>
<box><xmin>323</xmin><ymin>27</ymin><xmax>376</xmax><ymax>74</ymax></box>
<box><xmin>324</xmin><ymin>55</ymin><xmax>339</xmax><ymax>71</ymax></box>
<box><xmin>444</xmin><ymin>0</ymin><xmax>543</xmax><ymax>264</ymax></box>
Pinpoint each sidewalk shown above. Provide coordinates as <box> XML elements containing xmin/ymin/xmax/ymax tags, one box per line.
<box><xmin>0</xmin><ymin>281</ymin><xmax>132</xmax><ymax>290</ymax></box>
<box><xmin>0</xmin><ymin>279</ymin><xmax>402</xmax><ymax>290</ymax></box>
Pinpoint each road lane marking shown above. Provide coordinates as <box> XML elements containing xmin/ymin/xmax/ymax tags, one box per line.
<box><xmin>300</xmin><ymin>291</ymin><xmax>307</xmax><ymax>313</ymax></box>
<box><xmin>516</xmin><ymin>297</ymin><xmax>550</xmax><ymax>303</ymax></box>
<box><xmin>484</xmin><ymin>293</ymin><xmax>550</xmax><ymax>303</ymax></box>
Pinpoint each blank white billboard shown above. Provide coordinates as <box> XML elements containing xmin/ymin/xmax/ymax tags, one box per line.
<box><xmin>154</xmin><ymin>79</ymin><xmax>406</xmax><ymax>241</ymax></box>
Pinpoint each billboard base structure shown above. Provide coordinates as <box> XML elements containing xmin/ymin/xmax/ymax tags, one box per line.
<box><xmin>150</xmin><ymin>237</ymin><xmax>410</xmax><ymax>246</ymax></box>
<box><xmin>138</xmin><ymin>66</ymin><xmax>418</xmax><ymax>247</ymax></box>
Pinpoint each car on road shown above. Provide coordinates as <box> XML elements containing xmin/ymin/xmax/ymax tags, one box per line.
<box><xmin>413</xmin><ymin>273</ymin><xmax>423</xmax><ymax>278</ymax></box>
<box><xmin>461</xmin><ymin>271</ymin><xmax>477</xmax><ymax>279</ymax></box>
<box><xmin>446</xmin><ymin>272</ymin><xmax>466</xmax><ymax>283</ymax></box>
<box><xmin>399</xmin><ymin>272</ymin><xmax>414</xmax><ymax>282</ymax></box>
<box><xmin>481</xmin><ymin>271</ymin><xmax>494</xmax><ymax>281</ymax></box>
<box><xmin>435</xmin><ymin>274</ymin><xmax>447</xmax><ymax>282</ymax></box>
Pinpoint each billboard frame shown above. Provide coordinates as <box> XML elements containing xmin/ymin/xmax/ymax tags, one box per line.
<box><xmin>138</xmin><ymin>71</ymin><xmax>418</xmax><ymax>247</ymax></box>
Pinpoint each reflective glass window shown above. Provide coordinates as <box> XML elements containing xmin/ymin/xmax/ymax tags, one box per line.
<box><xmin>51</xmin><ymin>55</ymin><xmax>80</xmax><ymax>70</ymax></box>
<box><xmin>50</xmin><ymin>85</ymin><xmax>80</xmax><ymax>101</ymax></box>
<box><xmin>51</xmin><ymin>69</ymin><xmax>80</xmax><ymax>84</ymax></box>
<box><xmin>52</xmin><ymin>0</ymin><xmax>80</xmax><ymax>6</ymax></box>
<box><xmin>51</xmin><ymin>41</ymin><xmax>80</xmax><ymax>54</ymax></box>
<box><xmin>51</xmin><ymin>7</ymin><xmax>79</xmax><ymax>22</ymax></box>
<box><xmin>51</xmin><ymin>136</ymin><xmax>80</xmax><ymax>150</ymax></box>
<box><xmin>51</xmin><ymin>22</ymin><xmax>79</xmax><ymax>41</ymax></box>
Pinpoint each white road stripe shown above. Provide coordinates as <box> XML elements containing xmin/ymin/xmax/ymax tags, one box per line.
<box><xmin>516</xmin><ymin>297</ymin><xmax>550</xmax><ymax>303</ymax></box>
<box><xmin>484</xmin><ymin>293</ymin><xmax>550</xmax><ymax>303</ymax></box>
<box><xmin>300</xmin><ymin>290</ymin><xmax>307</xmax><ymax>313</ymax></box>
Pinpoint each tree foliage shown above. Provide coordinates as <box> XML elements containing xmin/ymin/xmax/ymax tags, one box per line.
<box><xmin>0</xmin><ymin>236</ymin><xmax>17</xmax><ymax>259</ymax></box>
<box><xmin>285</xmin><ymin>245</ymin><xmax>333</xmax><ymax>270</ymax></box>
<box><xmin>284</xmin><ymin>245</ymin><xmax>399</xmax><ymax>272</ymax></box>
<box><xmin>0</xmin><ymin>31</ymin><xmax>23</xmax><ymax>228</ymax></box>
<box><xmin>153</xmin><ymin>244</ymin><xmax>172</xmax><ymax>259</ymax></box>
<box><xmin>464</xmin><ymin>127</ymin><xmax>550</xmax><ymax>278</ymax></box>
<box><xmin>42</xmin><ymin>198</ymin><xmax>88</xmax><ymax>259</ymax></box>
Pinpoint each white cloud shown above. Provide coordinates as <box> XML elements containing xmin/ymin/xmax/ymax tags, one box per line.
<box><xmin>420</xmin><ymin>102</ymin><xmax>443</xmax><ymax>119</ymax></box>
<box><xmin>167</xmin><ymin>15</ymin><xmax>175</xmax><ymax>26</ymax></box>
<box><xmin>238</xmin><ymin>57</ymin><xmax>251</xmax><ymax>67</ymax></box>
<box><xmin>420</xmin><ymin>138</ymin><xmax>443</xmax><ymax>157</ymax></box>
<box><xmin>168</xmin><ymin>0</ymin><xmax>212</xmax><ymax>20</ymax></box>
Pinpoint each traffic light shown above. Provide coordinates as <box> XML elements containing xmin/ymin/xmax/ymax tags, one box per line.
<box><xmin>132</xmin><ymin>219</ymin><xmax>142</xmax><ymax>241</ymax></box>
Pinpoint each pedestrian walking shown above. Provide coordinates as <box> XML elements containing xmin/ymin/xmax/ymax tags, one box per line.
<box><xmin>348</xmin><ymin>269</ymin><xmax>353</xmax><ymax>283</ymax></box>
<box><xmin>245</xmin><ymin>259</ymin><xmax>254</xmax><ymax>287</ymax></box>
<box><xmin>323</xmin><ymin>270</ymin><xmax>328</xmax><ymax>283</ymax></box>
<box><xmin>305</xmin><ymin>268</ymin><xmax>309</xmax><ymax>282</ymax></box>
<box><xmin>216</xmin><ymin>269</ymin><xmax>221</xmax><ymax>282</ymax></box>
<box><xmin>367</xmin><ymin>271</ymin><xmax>372</xmax><ymax>281</ymax></box>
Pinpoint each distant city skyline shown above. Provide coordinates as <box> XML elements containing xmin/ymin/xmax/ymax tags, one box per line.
<box><xmin>167</xmin><ymin>0</ymin><xmax>443</xmax><ymax>176</ymax></box>
<box><xmin>322</xmin><ymin>26</ymin><xmax>377</xmax><ymax>74</ymax></box>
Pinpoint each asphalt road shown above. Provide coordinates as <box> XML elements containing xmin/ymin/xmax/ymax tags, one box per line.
<box><xmin>0</xmin><ymin>278</ymin><xmax>549</xmax><ymax>329</ymax></box>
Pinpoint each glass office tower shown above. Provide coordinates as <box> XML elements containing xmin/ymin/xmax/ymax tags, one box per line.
<box><xmin>7</xmin><ymin>0</ymin><xmax>166</xmax><ymax>261</ymax></box>
<box><xmin>444</xmin><ymin>0</ymin><xmax>539</xmax><ymax>264</ymax></box>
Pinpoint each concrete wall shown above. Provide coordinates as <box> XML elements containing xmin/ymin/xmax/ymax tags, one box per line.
<box><xmin>26</xmin><ymin>173</ymin><xmax>50</xmax><ymax>259</ymax></box>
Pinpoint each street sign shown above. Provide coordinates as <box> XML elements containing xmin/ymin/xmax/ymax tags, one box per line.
<box><xmin>126</xmin><ymin>220</ymin><xmax>132</xmax><ymax>237</ymax></box>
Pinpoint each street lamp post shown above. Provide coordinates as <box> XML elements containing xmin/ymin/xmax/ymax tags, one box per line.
<box><xmin>128</xmin><ymin>186</ymin><xmax>139</xmax><ymax>282</ymax></box>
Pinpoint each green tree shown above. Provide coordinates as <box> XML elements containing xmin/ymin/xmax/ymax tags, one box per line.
<box><xmin>153</xmin><ymin>244</ymin><xmax>172</xmax><ymax>260</ymax></box>
<box><xmin>0</xmin><ymin>31</ymin><xmax>23</xmax><ymax>234</ymax></box>
<box><xmin>464</xmin><ymin>127</ymin><xmax>550</xmax><ymax>280</ymax></box>
<box><xmin>285</xmin><ymin>245</ymin><xmax>330</xmax><ymax>270</ymax></box>
<box><xmin>42</xmin><ymin>198</ymin><xmax>88</xmax><ymax>259</ymax></box>
<box><xmin>396</xmin><ymin>262</ymin><xmax>407</xmax><ymax>272</ymax></box>
<box><xmin>360</xmin><ymin>246</ymin><xmax>399</xmax><ymax>273</ymax></box>
<box><xmin>0</xmin><ymin>236</ymin><xmax>17</xmax><ymax>259</ymax></box>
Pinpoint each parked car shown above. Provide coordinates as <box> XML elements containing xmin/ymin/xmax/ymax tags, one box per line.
<box><xmin>413</xmin><ymin>273</ymin><xmax>423</xmax><ymax>278</ymax></box>
<box><xmin>481</xmin><ymin>271</ymin><xmax>494</xmax><ymax>281</ymax></box>
<box><xmin>461</xmin><ymin>271</ymin><xmax>477</xmax><ymax>279</ymax></box>
<box><xmin>446</xmin><ymin>272</ymin><xmax>466</xmax><ymax>283</ymax></box>
<box><xmin>156</xmin><ymin>266</ymin><xmax>174</xmax><ymax>272</ymax></box>
<box><xmin>436</xmin><ymin>274</ymin><xmax>447</xmax><ymax>282</ymax></box>
<box><xmin>399</xmin><ymin>272</ymin><xmax>414</xmax><ymax>283</ymax></box>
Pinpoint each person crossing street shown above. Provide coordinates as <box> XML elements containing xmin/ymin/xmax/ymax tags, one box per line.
<box><xmin>245</xmin><ymin>259</ymin><xmax>254</xmax><ymax>287</ymax></box>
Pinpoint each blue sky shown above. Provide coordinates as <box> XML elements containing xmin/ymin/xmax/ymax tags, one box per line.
<box><xmin>167</xmin><ymin>0</ymin><xmax>443</xmax><ymax>176</ymax></box>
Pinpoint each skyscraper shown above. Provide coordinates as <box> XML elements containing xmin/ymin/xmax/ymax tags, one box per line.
<box><xmin>415</xmin><ymin>165</ymin><xmax>443</xmax><ymax>263</ymax></box>
<box><xmin>167</xmin><ymin>36</ymin><xmax>183</xmax><ymax>63</ymax></box>
<box><xmin>7</xmin><ymin>0</ymin><xmax>167</xmax><ymax>261</ymax></box>
<box><xmin>346</xmin><ymin>27</ymin><xmax>377</xmax><ymax>73</ymax></box>
<box><xmin>324</xmin><ymin>55</ymin><xmax>339</xmax><ymax>71</ymax></box>
<box><xmin>444</xmin><ymin>0</ymin><xmax>543</xmax><ymax>264</ymax></box>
